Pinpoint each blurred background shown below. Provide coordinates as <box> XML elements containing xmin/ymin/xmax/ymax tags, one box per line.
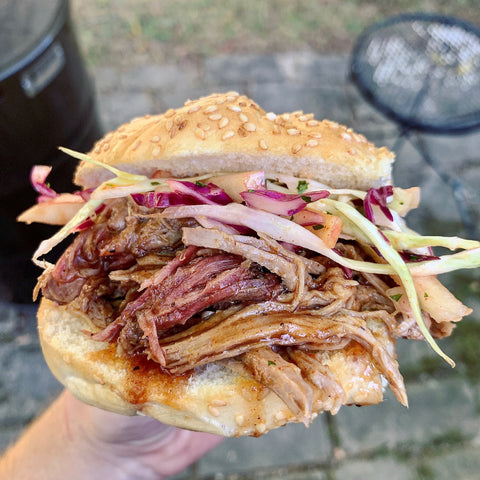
<box><xmin>72</xmin><ymin>0</ymin><xmax>480</xmax><ymax>69</ymax></box>
<box><xmin>1</xmin><ymin>1</ymin><xmax>480</xmax><ymax>479</ymax></box>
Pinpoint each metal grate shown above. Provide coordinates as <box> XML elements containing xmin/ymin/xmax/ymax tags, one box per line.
<box><xmin>351</xmin><ymin>13</ymin><xmax>480</xmax><ymax>134</ymax></box>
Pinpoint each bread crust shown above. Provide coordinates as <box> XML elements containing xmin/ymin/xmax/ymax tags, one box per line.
<box><xmin>74</xmin><ymin>92</ymin><xmax>393</xmax><ymax>190</ymax></box>
<box><xmin>38</xmin><ymin>298</ymin><xmax>387</xmax><ymax>437</ymax></box>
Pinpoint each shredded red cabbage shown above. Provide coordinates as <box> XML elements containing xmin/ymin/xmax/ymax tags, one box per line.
<box><xmin>399</xmin><ymin>251</ymin><xmax>441</xmax><ymax>263</ymax></box>
<box><xmin>166</xmin><ymin>180</ymin><xmax>232</xmax><ymax>205</ymax></box>
<box><xmin>75</xmin><ymin>188</ymin><xmax>94</xmax><ymax>201</ymax></box>
<box><xmin>332</xmin><ymin>248</ymin><xmax>353</xmax><ymax>278</ymax></box>
<box><xmin>364</xmin><ymin>186</ymin><xmax>394</xmax><ymax>223</ymax></box>
<box><xmin>31</xmin><ymin>165</ymin><xmax>58</xmax><ymax>202</ymax></box>
<box><xmin>131</xmin><ymin>191</ymin><xmax>198</xmax><ymax>208</ymax></box>
<box><xmin>240</xmin><ymin>190</ymin><xmax>330</xmax><ymax>216</ymax></box>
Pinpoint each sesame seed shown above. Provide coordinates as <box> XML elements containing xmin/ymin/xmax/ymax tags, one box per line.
<box><xmin>226</xmin><ymin>95</ymin><xmax>238</xmax><ymax>102</ymax></box>
<box><xmin>102</xmin><ymin>143</ymin><xmax>110</xmax><ymax>151</ymax></box>
<box><xmin>274</xmin><ymin>411</ymin><xmax>286</xmax><ymax>422</ymax></box>
<box><xmin>165</xmin><ymin>109</ymin><xmax>176</xmax><ymax>118</ymax></box>
<box><xmin>209</xmin><ymin>113</ymin><xmax>222</xmax><ymax>121</ymax></box>
<box><xmin>239</xmin><ymin>113</ymin><xmax>248</xmax><ymax>123</ymax></box>
<box><xmin>307</xmin><ymin>120</ymin><xmax>319</xmax><ymax>127</ymax></box>
<box><xmin>207</xmin><ymin>405</ymin><xmax>220</xmax><ymax>417</ymax></box>
<box><xmin>256</xmin><ymin>423</ymin><xmax>267</xmax><ymax>434</ymax></box>
<box><xmin>178</xmin><ymin>120</ymin><xmax>187</xmax><ymax>130</ymax></box>
<box><xmin>218</xmin><ymin>117</ymin><xmax>229</xmax><ymax>129</ymax></box>
<box><xmin>152</xmin><ymin>146</ymin><xmax>161</xmax><ymax>156</ymax></box>
<box><xmin>306</xmin><ymin>139</ymin><xmax>319</xmax><ymax>148</ymax></box>
<box><xmin>244</xmin><ymin>122</ymin><xmax>257</xmax><ymax>132</ymax></box>
<box><xmin>204</xmin><ymin>105</ymin><xmax>218</xmax><ymax>114</ymax></box>
<box><xmin>282</xmin><ymin>114</ymin><xmax>290</xmax><ymax>121</ymax></box>
<box><xmin>287</xmin><ymin>128</ymin><xmax>301</xmax><ymax>136</ymax></box>
<box><xmin>94</xmin><ymin>145</ymin><xmax>101</xmax><ymax>154</ymax></box>
<box><xmin>222</xmin><ymin>130</ymin><xmax>235</xmax><ymax>140</ymax></box>
<box><xmin>292</xmin><ymin>143</ymin><xmax>302</xmax><ymax>154</ymax></box>
<box><xmin>272</xmin><ymin>125</ymin><xmax>281</xmax><ymax>134</ymax></box>
<box><xmin>259</xmin><ymin>139</ymin><xmax>268</xmax><ymax>150</ymax></box>
<box><xmin>266</xmin><ymin>112</ymin><xmax>277</xmax><ymax>121</ymax></box>
<box><xmin>198</xmin><ymin>122</ymin><xmax>211</xmax><ymax>131</ymax></box>
<box><xmin>309</xmin><ymin>133</ymin><xmax>322</xmax><ymax>139</ymax></box>
<box><xmin>166</xmin><ymin>120</ymin><xmax>173</xmax><ymax>131</ymax></box>
<box><xmin>348</xmin><ymin>148</ymin><xmax>357</xmax><ymax>155</ymax></box>
<box><xmin>131</xmin><ymin>140</ymin><xmax>141</xmax><ymax>151</ymax></box>
<box><xmin>298</xmin><ymin>115</ymin><xmax>310</xmax><ymax>122</ymax></box>
<box><xmin>342</xmin><ymin>133</ymin><xmax>352</xmax><ymax>141</ymax></box>
<box><xmin>151</xmin><ymin>136</ymin><xmax>160</xmax><ymax>143</ymax></box>
<box><xmin>210</xmin><ymin>399</ymin><xmax>227</xmax><ymax>407</ymax></box>
<box><xmin>195</xmin><ymin>128</ymin><xmax>206</xmax><ymax>140</ymax></box>
<box><xmin>188</xmin><ymin>105</ymin><xmax>200</xmax><ymax>114</ymax></box>
<box><xmin>239</xmin><ymin>101</ymin><xmax>247</xmax><ymax>107</ymax></box>
<box><xmin>119</xmin><ymin>133</ymin><xmax>128</xmax><ymax>139</ymax></box>
<box><xmin>216</xmin><ymin>98</ymin><xmax>226</xmax><ymax>105</ymax></box>
<box><xmin>235</xmin><ymin>414</ymin><xmax>245</xmax><ymax>426</ymax></box>
<box><xmin>227</xmin><ymin>105</ymin><xmax>241</xmax><ymax>112</ymax></box>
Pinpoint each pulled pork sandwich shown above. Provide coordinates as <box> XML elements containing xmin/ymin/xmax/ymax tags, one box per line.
<box><xmin>19</xmin><ymin>92</ymin><xmax>480</xmax><ymax>437</ymax></box>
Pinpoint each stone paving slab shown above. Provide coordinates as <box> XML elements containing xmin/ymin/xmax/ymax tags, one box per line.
<box><xmin>423</xmin><ymin>445</ymin><xmax>480</xmax><ymax>480</ymax></box>
<box><xmin>333</xmin><ymin>457</ymin><xmax>414</xmax><ymax>480</ymax></box>
<box><xmin>196</xmin><ymin>418</ymin><xmax>332</xmax><ymax>478</ymax></box>
<box><xmin>335</xmin><ymin>378</ymin><xmax>479</xmax><ymax>455</ymax></box>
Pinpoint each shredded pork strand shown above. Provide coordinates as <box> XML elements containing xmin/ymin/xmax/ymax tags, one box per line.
<box><xmin>287</xmin><ymin>349</ymin><xmax>345</xmax><ymax>414</ymax></box>
<box><xmin>41</xmin><ymin>197</ymin><xmax>423</xmax><ymax>422</ymax></box>
<box><xmin>241</xmin><ymin>347</ymin><xmax>314</xmax><ymax>426</ymax></box>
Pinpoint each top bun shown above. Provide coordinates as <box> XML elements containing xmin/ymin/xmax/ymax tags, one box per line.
<box><xmin>74</xmin><ymin>92</ymin><xmax>394</xmax><ymax>190</ymax></box>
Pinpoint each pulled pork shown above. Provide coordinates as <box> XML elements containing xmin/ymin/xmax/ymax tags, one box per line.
<box><xmin>40</xmin><ymin>197</ymin><xmax>415</xmax><ymax>421</ymax></box>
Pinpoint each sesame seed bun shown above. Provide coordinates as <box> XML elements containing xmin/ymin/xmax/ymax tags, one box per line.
<box><xmin>38</xmin><ymin>298</ymin><xmax>386</xmax><ymax>437</ymax></box>
<box><xmin>74</xmin><ymin>92</ymin><xmax>394</xmax><ymax>190</ymax></box>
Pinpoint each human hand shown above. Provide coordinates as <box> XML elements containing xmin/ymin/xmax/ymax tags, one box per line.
<box><xmin>63</xmin><ymin>390</ymin><xmax>224</xmax><ymax>479</ymax></box>
<box><xmin>0</xmin><ymin>390</ymin><xmax>223</xmax><ymax>480</ymax></box>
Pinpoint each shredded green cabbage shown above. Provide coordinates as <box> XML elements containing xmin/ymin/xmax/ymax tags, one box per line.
<box><xmin>318</xmin><ymin>198</ymin><xmax>456</xmax><ymax>367</ymax></box>
<box><xmin>384</xmin><ymin>231</ymin><xmax>480</xmax><ymax>251</ymax></box>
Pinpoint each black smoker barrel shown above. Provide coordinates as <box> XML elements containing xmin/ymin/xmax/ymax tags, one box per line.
<box><xmin>0</xmin><ymin>0</ymin><xmax>104</xmax><ymax>302</ymax></box>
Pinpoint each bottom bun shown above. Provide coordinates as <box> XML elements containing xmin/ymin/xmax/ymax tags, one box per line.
<box><xmin>38</xmin><ymin>298</ymin><xmax>388</xmax><ymax>437</ymax></box>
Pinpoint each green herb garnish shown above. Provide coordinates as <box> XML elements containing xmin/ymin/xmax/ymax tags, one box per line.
<box><xmin>297</xmin><ymin>180</ymin><xmax>309</xmax><ymax>194</ymax></box>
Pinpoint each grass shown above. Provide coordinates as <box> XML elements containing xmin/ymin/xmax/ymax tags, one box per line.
<box><xmin>71</xmin><ymin>0</ymin><xmax>480</xmax><ymax>68</ymax></box>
